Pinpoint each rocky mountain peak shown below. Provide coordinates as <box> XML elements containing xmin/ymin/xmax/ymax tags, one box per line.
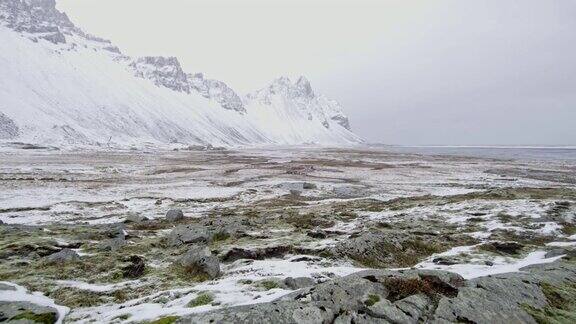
<box><xmin>128</xmin><ymin>57</ymin><xmax>245</xmax><ymax>112</ymax></box>
<box><xmin>263</xmin><ymin>76</ymin><xmax>316</xmax><ymax>100</ymax></box>
<box><xmin>0</xmin><ymin>0</ymin><xmax>73</xmax><ymax>43</ymax></box>
<box><xmin>130</xmin><ymin>56</ymin><xmax>190</xmax><ymax>93</ymax></box>
<box><xmin>295</xmin><ymin>76</ymin><xmax>314</xmax><ymax>98</ymax></box>
<box><xmin>0</xmin><ymin>0</ymin><xmax>116</xmax><ymax>46</ymax></box>
<box><xmin>247</xmin><ymin>76</ymin><xmax>352</xmax><ymax>131</ymax></box>
<box><xmin>188</xmin><ymin>73</ymin><xmax>245</xmax><ymax>113</ymax></box>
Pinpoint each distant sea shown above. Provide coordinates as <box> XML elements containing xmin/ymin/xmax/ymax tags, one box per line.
<box><xmin>381</xmin><ymin>146</ymin><xmax>576</xmax><ymax>162</ymax></box>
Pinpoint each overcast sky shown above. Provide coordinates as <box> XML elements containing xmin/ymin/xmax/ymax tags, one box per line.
<box><xmin>58</xmin><ymin>0</ymin><xmax>576</xmax><ymax>145</ymax></box>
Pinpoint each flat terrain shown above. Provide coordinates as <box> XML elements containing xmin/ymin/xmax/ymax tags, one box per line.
<box><xmin>1</xmin><ymin>146</ymin><xmax>575</xmax><ymax>323</ymax></box>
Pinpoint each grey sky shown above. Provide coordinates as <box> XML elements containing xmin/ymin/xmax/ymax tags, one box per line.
<box><xmin>58</xmin><ymin>0</ymin><xmax>576</xmax><ymax>145</ymax></box>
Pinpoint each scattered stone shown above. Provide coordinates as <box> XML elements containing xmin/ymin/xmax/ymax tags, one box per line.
<box><xmin>303</xmin><ymin>182</ymin><xmax>317</xmax><ymax>189</ymax></box>
<box><xmin>286</xmin><ymin>165</ymin><xmax>315</xmax><ymax>175</ymax></box>
<box><xmin>122</xmin><ymin>255</ymin><xmax>146</xmax><ymax>278</ymax></box>
<box><xmin>307</xmin><ymin>229</ymin><xmax>327</xmax><ymax>239</ymax></box>
<box><xmin>167</xmin><ymin>225</ymin><xmax>211</xmax><ymax>246</ymax></box>
<box><xmin>0</xmin><ymin>283</ymin><xmax>16</xmax><ymax>291</ymax></box>
<box><xmin>221</xmin><ymin>245</ymin><xmax>292</xmax><ymax>262</ymax></box>
<box><xmin>485</xmin><ymin>260</ymin><xmax>495</xmax><ymax>266</ymax></box>
<box><xmin>124</xmin><ymin>214</ymin><xmax>148</xmax><ymax>223</ymax></box>
<box><xmin>277</xmin><ymin>182</ymin><xmax>317</xmax><ymax>192</ymax></box>
<box><xmin>103</xmin><ymin>224</ymin><xmax>127</xmax><ymax>239</ymax></box>
<box><xmin>44</xmin><ymin>248</ymin><xmax>80</xmax><ymax>264</ymax></box>
<box><xmin>177</xmin><ymin>245</ymin><xmax>220</xmax><ymax>279</ymax></box>
<box><xmin>200</xmin><ymin>216</ymin><xmax>250</xmax><ymax>238</ymax></box>
<box><xmin>290</xmin><ymin>256</ymin><xmax>321</xmax><ymax>263</ymax></box>
<box><xmin>482</xmin><ymin>241</ymin><xmax>524</xmax><ymax>255</ymax></box>
<box><xmin>544</xmin><ymin>248</ymin><xmax>569</xmax><ymax>258</ymax></box>
<box><xmin>0</xmin><ymin>301</ymin><xmax>58</xmax><ymax>324</ymax></box>
<box><xmin>289</xmin><ymin>189</ymin><xmax>301</xmax><ymax>196</ymax></box>
<box><xmin>432</xmin><ymin>257</ymin><xmax>459</xmax><ymax>265</ymax></box>
<box><xmin>284</xmin><ymin>277</ymin><xmax>315</xmax><ymax>290</ymax></box>
<box><xmin>330</xmin><ymin>230</ymin><xmax>445</xmax><ymax>268</ymax></box>
<box><xmin>101</xmin><ymin>236</ymin><xmax>126</xmax><ymax>252</ymax></box>
<box><xmin>166</xmin><ymin>209</ymin><xmax>184</xmax><ymax>222</ymax></box>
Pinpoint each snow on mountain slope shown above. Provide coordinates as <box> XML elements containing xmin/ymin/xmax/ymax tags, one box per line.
<box><xmin>0</xmin><ymin>0</ymin><xmax>361</xmax><ymax>148</ymax></box>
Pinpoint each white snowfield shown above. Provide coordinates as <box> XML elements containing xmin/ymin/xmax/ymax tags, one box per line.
<box><xmin>0</xmin><ymin>0</ymin><xmax>361</xmax><ymax>148</ymax></box>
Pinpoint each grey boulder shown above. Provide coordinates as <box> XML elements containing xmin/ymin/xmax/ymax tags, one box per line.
<box><xmin>125</xmin><ymin>214</ymin><xmax>148</xmax><ymax>223</ymax></box>
<box><xmin>166</xmin><ymin>209</ymin><xmax>184</xmax><ymax>222</ymax></box>
<box><xmin>284</xmin><ymin>277</ymin><xmax>315</xmax><ymax>290</ymax></box>
<box><xmin>0</xmin><ymin>301</ymin><xmax>58</xmax><ymax>323</ymax></box>
<box><xmin>44</xmin><ymin>248</ymin><xmax>80</xmax><ymax>264</ymax></box>
<box><xmin>167</xmin><ymin>225</ymin><xmax>211</xmax><ymax>246</ymax></box>
<box><xmin>177</xmin><ymin>245</ymin><xmax>220</xmax><ymax>279</ymax></box>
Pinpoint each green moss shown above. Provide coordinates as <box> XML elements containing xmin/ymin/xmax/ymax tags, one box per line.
<box><xmin>522</xmin><ymin>283</ymin><xmax>576</xmax><ymax>324</ymax></box>
<box><xmin>49</xmin><ymin>287</ymin><xmax>104</xmax><ymax>308</ymax></box>
<box><xmin>238</xmin><ymin>279</ymin><xmax>253</xmax><ymax>284</ymax></box>
<box><xmin>364</xmin><ymin>294</ymin><xmax>381</xmax><ymax>306</ymax></box>
<box><xmin>169</xmin><ymin>264</ymin><xmax>211</xmax><ymax>282</ymax></box>
<box><xmin>212</xmin><ymin>230</ymin><xmax>230</xmax><ymax>242</ymax></box>
<box><xmin>113</xmin><ymin>314</ymin><xmax>131</xmax><ymax>320</ymax></box>
<box><xmin>260</xmin><ymin>280</ymin><xmax>280</xmax><ymax>290</ymax></box>
<box><xmin>560</xmin><ymin>223</ymin><xmax>576</xmax><ymax>236</ymax></box>
<box><xmin>353</xmin><ymin>238</ymin><xmax>446</xmax><ymax>268</ymax></box>
<box><xmin>11</xmin><ymin>311</ymin><xmax>57</xmax><ymax>324</ymax></box>
<box><xmin>148</xmin><ymin>316</ymin><xmax>180</xmax><ymax>324</ymax></box>
<box><xmin>187</xmin><ymin>292</ymin><xmax>214</xmax><ymax>307</ymax></box>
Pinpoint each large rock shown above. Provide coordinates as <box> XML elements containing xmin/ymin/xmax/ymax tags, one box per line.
<box><xmin>166</xmin><ymin>209</ymin><xmax>184</xmax><ymax>222</ymax></box>
<box><xmin>283</xmin><ymin>277</ymin><xmax>315</xmax><ymax>290</ymax></box>
<box><xmin>199</xmin><ymin>215</ymin><xmax>253</xmax><ymax>238</ymax></box>
<box><xmin>0</xmin><ymin>301</ymin><xmax>58</xmax><ymax>323</ymax></box>
<box><xmin>44</xmin><ymin>248</ymin><xmax>80</xmax><ymax>264</ymax></box>
<box><xmin>0</xmin><ymin>283</ymin><xmax>16</xmax><ymax>291</ymax></box>
<box><xmin>125</xmin><ymin>214</ymin><xmax>148</xmax><ymax>223</ymax></box>
<box><xmin>176</xmin><ymin>259</ymin><xmax>576</xmax><ymax>324</ymax></box>
<box><xmin>221</xmin><ymin>245</ymin><xmax>292</xmax><ymax>262</ymax></box>
<box><xmin>177</xmin><ymin>245</ymin><xmax>220</xmax><ymax>279</ymax></box>
<box><xmin>166</xmin><ymin>225</ymin><xmax>211</xmax><ymax>246</ymax></box>
<box><xmin>100</xmin><ymin>236</ymin><xmax>126</xmax><ymax>252</ymax></box>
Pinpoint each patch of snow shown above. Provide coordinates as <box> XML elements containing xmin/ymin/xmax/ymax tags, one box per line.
<box><xmin>0</xmin><ymin>281</ymin><xmax>69</xmax><ymax>324</ymax></box>
<box><xmin>416</xmin><ymin>249</ymin><xmax>565</xmax><ymax>279</ymax></box>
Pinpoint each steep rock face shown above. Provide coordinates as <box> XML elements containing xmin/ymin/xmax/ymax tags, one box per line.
<box><xmin>0</xmin><ymin>112</ymin><xmax>19</xmax><ymax>139</ymax></box>
<box><xmin>0</xmin><ymin>0</ymin><xmax>71</xmax><ymax>44</ymax></box>
<box><xmin>129</xmin><ymin>59</ymin><xmax>246</xmax><ymax>112</ymax></box>
<box><xmin>189</xmin><ymin>73</ymin><xmax>245</xmax><ymax>113</ymax></box>
<box><xmin>0</xmin><ymin>0</ymin><xmax>114</xmax><ymax>46</ymax></box>
<box><xmin>130</xmin><ymin>56</ymin><xmax>191</xmax><ymax>93</ymax></box>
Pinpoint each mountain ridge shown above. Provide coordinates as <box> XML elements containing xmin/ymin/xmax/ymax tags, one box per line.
<box><xmin>0</xmin><ymin>0</ymin><xmax>361</xmax><ymax>148</ymax></box>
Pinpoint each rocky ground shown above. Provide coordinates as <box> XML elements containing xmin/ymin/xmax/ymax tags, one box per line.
<box><xmin>0</xmin><ymin>146</ymin><xmax>575</xmax><ymax>323</ymax></box>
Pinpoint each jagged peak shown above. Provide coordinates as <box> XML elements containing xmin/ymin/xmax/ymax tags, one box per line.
<box><xmin>0</xmin><ymin>0</ymin><xmax>118</xmax><ymax>46</ymax></box>
<box><xmin>188</xmin><ymin>72</ymin><xmax>245</xmax><ymax>113</ymax></box>
<box><xmin>295</xmin><ymin>76</ymin><xmax>314</xmax><ymax>98</ymax></box>
<box><xmin>134</xmin><ymin>56</ymin><xmax>182</xmax><ymax>68</ymax></box>
<box><xmin>253</xmin><ymin>75</ymin><xmax>317</xmax><ymax>100</ymax></box>
<box><xmin>130</xmin><ymin>56</ymin><xmax>190</xmax><ymax>93</ymax></box>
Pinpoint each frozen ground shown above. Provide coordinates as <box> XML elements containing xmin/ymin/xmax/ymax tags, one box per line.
<box><xmin>0</xmin><ymin>146</ymin><xmax>575</xmax><ymax>323</ymax></box>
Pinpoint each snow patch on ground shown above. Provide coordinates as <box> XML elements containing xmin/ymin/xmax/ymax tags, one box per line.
<box><xmin>0</xmin><ymin>281</ymin><xmax>69</xmax><ymax>324</ymax></box>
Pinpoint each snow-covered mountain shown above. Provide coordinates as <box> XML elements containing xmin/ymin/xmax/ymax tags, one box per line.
<box><xmin>0</xmin><ymin>0</ymin><xmax>361</xmax><ymax>148</ymax></box>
